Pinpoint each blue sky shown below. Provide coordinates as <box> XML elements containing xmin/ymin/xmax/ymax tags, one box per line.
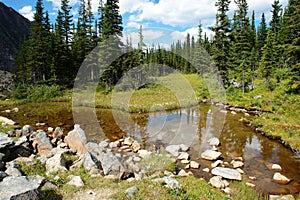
<box><xmin>1</xmin><ymin>0</ymin><xmax>288</xmax><ymax>47</ymax></box>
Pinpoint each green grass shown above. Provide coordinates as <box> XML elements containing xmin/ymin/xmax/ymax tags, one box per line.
<box><xmin>226</xmin><ymin>79</ymin><xmax>300</xmax><ymax>150</ymax></box>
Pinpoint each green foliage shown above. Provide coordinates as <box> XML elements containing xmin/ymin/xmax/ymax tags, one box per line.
<box><xmin>19</xmin><ymin>159</ymin><xmax>46</xmax><ymax>177</ymax></box>
<box><xmin>139</xmin><ymin>152</ymin><xmax>176</xmax><ymax>176</ymax></box>
<box><xmin>14</xmin><ymin>85</ymin><xmax>62</xmax><ymax>102</ymax></box>
<box><xmin>231</xmin><ymin>181</ymin><xmax>267</xmax><ymax>200</ymax></box>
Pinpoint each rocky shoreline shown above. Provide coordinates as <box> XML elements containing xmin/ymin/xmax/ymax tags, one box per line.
<box><xmin>0</xmin><ymin>121</ymin><xmax>297</xmax><ymax>199</ymax></box>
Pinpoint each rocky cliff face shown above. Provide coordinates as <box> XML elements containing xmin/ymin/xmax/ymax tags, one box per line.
<box><xmin>0</xmin><ymin>2</ymin><xmax>31</xmax><ymax>71</ymax></box>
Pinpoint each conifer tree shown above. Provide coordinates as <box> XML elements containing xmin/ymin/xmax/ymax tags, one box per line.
<box><xmin>257</xmin><ymin>13</ymin><xmax>268</xmax><ymax>59</ymax></box>
<box><xmin>210</xmin><ymin>0</ymin><xmax>231</xmax><ymax>86</ymax></box>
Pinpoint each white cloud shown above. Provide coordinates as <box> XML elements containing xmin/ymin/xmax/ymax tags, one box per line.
<box><xmin>122</xmin><ymin>29</ymin><xmax>165</xmax><ymax>48</ymax></box>
<box><xmin>46</xmin><ymin>0</ymin><xmax>79</xmax><ymax>9</ymax></box>
<box><xmin>122</xmin><ymin>0</ymin><xmax>217</xmax><ymax>27</ymax></box>
<box><xmin>171</xmin><ymin>27</ymin><xmax>214</xmax><ymax>42</ymax></box>
<box><xmin>19</xmin><ymin>5</ymin><xmax>34</xmax><ymax>21</ymax></box>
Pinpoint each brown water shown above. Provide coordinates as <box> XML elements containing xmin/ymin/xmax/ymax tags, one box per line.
<box><xmin>1</xmin><ymin>102</ymin><xmax>300</xmax><ymax>195</ymax></box>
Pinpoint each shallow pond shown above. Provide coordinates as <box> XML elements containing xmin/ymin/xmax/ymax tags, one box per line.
<box><xmin>1</xmin><ymin>102</ymin><xmax>300</xmax><ymax>195</ymax></box>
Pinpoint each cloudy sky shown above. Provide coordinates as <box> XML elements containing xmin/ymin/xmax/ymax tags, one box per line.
<box><xmin>1</xmin><ymin>0</ymin><xmax>288</xmax><ymax>47</ymax></box>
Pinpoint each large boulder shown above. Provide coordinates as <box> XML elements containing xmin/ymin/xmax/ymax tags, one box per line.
<box><xmin>0</xmin><ymin>175</ymin><xmax>45</xmax><ymax>200</ymax></box>
<box><xmin>211</xmin><ymin>167</ymin><xmax>242</xmax><ymax>181</ymax></box>
<box><xmin>201</xmin><ymin>150</ymin><xmax>222</xmax><ymax>161</ymax></box>
<box><xmin>33</xmin><ymin>131</ymin><xmax>53</xmax><ymax>156</ymax></box>
<box><xmin>64</xmin><ymin>124</ymin><xmax>87</xmax><ymax>154</ymax></box>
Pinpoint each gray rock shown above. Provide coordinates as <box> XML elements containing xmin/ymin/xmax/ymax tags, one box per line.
<box><xmin>22</xmin><ymin>125</ymin><xmax>34</xmax><ymax>134</ymax></box>
<box><xmin>98</xmin><ymin>152</ymin><xmax>124</xmax><ymax>176</ymax></box>
<box><xmin>71</xmin><ymin>152</ymin><xmax>100</xmax><ymax>172</ymax></box>
<box><xmin>269</xmin><ymin>195</ymin><xmax>295</xmax><ymax>200</ymax></box>
<box><xmin>64</xmin><ymin>124</ymin><xmax>87</xmax><ymax>154</ymax></box>
<box><xmin>125</xmin><ymin>186</ymin><xmax>139</xmax><ymax>198</ymax></box>
<box><xmin>0</xmin><ymin>175</ymin><xmax>45</xmax><ymax>200</ymax></box>
<box><xmin>15</xmin><ymin>136</ymin><xmax>28</xmax><ymax>146</ymax></box>
<box><xmin>231</xmin><ymin>160</ymin><xmax>244</xmax><ymax>169</ymax></box>
<box><xmin>46</xmin><ymin>153</ymin><xmax>67</xmax><ymax>173</ymax></box>
<box><xmin>153</xmin><ymin>176</ymin><xmax>182</xmax><ymax>190</ymax></box>
<box><xmin>208</xmin><ymin>137</ymin><xmax>220</xmax><ymax>146</ymax></box>
<box><xmin>0</xmin><ymin>132</ymin><xmax>14</xmax><ymax>148</ymax></box>
<box><xmin>211</xmin><ymin>160</ymin><xmax>223</xmax><ymax>168</ymax></box>
<box><xmin>138</xmin><ymin>150</ymin><xmax>152</xmax><ymax>158</ymax></box>
<box><xmin>201</xmin><ymin>150</ymin><xmax>222</xmax><ymax>161</ymax></box>
<box><xmin>190</xmin><ymin>161</ymin><xmax>200</xmax><ymax>169</ymax></box>
<box><xmin>99</xmin><ymin>140</ymin><xmax>109</xmax><ymax>149</ymax></box>
<box><xmin>5</xmin><ymin>166</ymin><xmax>22</xmax><ymax>176</ymax></box>
<box><xmin>67</xmin><ymin>175</ymin><xmax>84</xmax><ymax>187</ymax></box>
<box><xmin>165</xmin><ymin>145</ymin><xmax>181</xmax><ymax>157</ymax></box>
<box><xmin>34</xmin><ymin>131</ymin><xmax>53</xmax><ymax>156</ymax></box>
<box><xmin>0</xmin><ymin>171</ymin><xmax>8</xmax><ymax>181</ymax></box>
<box><xmin>211</xmin><ymin>167</ymin><xmax>242</xmax><ymax>181</ymax></box>
<box><xmin>86</xmin><ymin>142</ymin><xmax>104</xmax><ymax>157</ymax></box>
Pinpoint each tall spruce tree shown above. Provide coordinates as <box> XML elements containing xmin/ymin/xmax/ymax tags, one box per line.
<box><xmin>99</xmin><ymin>0</ymin><xmax>123</xmax><ymax>90</ymax></box>
<box><xmin>270</xmin><ymin>0</ymin><xmax>282</xmax><ymax>41</ymax></box>
<box><xmin>280</xmin><ymin>0</ymin><xmax>300</xmax><ymax>93</ymax></box>
<box><xmin>210</xmin><ymin>0</ymin><xmax>231</xmax><ymax>86</ymax></box>
<box><xmin>230</xmin><ymin>0</ymin><xmax>252</xmax><ymax>92</ymax></box>
<box><xmin>257</xmin><ymin>13</ymin><xmax>268</xmax><ymax>59</ymax></box>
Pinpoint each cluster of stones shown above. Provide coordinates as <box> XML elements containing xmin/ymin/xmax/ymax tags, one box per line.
<box><xmin>0</xmin><ymin>123</ymin><xmax>188</xmax><ymax>199</ymax></box>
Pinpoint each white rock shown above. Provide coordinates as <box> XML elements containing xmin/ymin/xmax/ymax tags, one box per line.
<box><xmin>179</xmin><ymin>144</ymin><xmax>189</xmax><ymax>152</ymax></box>
<box><xmin>272</xmin><ymin>164</ymin><xmax>282</xmax><ymax>171</ymax></box>
<box><xmin>231</xmin><ymin>160</ymin><xmax>244</xmax><ymax>168</ymax></box>
<box><xmin>165</xmin><ymin>145</ymin><xmax>181</xmax><ymax>157</ymax></box>
<box><xmin>138</xmin><ymin>150</ymin><xmax>152</xmax><ymax>158</ymax></box>
<box><xmin>177</xmin><ymin>152</ymin><xmax>189</xmax><ymax>160</ymax></box>
<box><xmin>203</xmin><ymin>168</ymin><xmax>210</xmax><ymax>173</ymax></box>
<box><xmin>221</xmin><ymin>187</ymin><xmax>232</xmax><ymax>194</ymax></box>
<box><xmin>178</xmin><ymin>169</ymin><xmax>190</xmax><ymax>177</ymax></box>
<box><xmin>181</xmin><ymin>159</ymin><xmax>190</xmax><ymax>164</ymax></box>
<box><xmin>0</xmin><ymin>116</ymin><xmax>16</xmax><ymax>125</ymax></box>
<box><xmin>231</xmin><ymin>111</ymin><xmax>237</xmax><ymax>115</ymax></box>
<box><xmin>190</xmin><ymin>161</ymin><xmax>200</xmax><ymax>169</ymax></box>
<box><xmin>246</xmin><ymin>182</ymin><xmax>256</xmax><ymax>188</ymax></box>
<box><xmin>201</xmin><ymin>150</ymin><xmax>222</xmax><ymax>160</ymax></box>
<box><xmin>124</xmin><ymin>137</ymin><xmax>135</xmax><ymax>146</ymax></box>
<box><xmin>208</xmin><ymin>137</ymin><xmax>220</xmax><ymax>146</ymax></box>
<box><xmin>132</xmin><ymin>141</ymin><xmax>141</xmax><ymax>152</ymax></box>
<box><xmin>211</xmin><ymin>167</ymin><xmax>242</xmax><ymax>181</ymax></box>
<box><xmin>209</xmin><ymin>176</ymin><xmax>229</xmax><ymax>189</ymax></box>
<box><xmin>236</xmin><ymin>168</ymin><xmax>245</xmax><ymax>174</ymax></box>
<box><xmin>211</xmin><ymin>160</ymin><xmax>223</xmax><ymax>168</ymax></box>
<box><xmin>272</xmin><ymin>172</ymin><xmax>291</xmax><ymax>184</ymax></box>
<box><xmin>67</xmin><ymin>175</ymin><xmax>84</xmax><ymax>187</ymax></box>
<box><xmin>269</xmin><ymin>195</ymin><xmax>295</xmax><ymax>200</ymax></box>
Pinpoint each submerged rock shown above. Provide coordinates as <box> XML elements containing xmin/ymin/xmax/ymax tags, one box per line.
<box><xmin>269</xmin><ymin>195</ymin><xmax>295</xmax><ymax>200</ymax></box>
<box><xmin>211</xmin><ymin>167</ymin><xmax>242</xmax><ymax>181</ymax></box>
<box><xmin>208</xmin><ymin>137</ymin><xmax>220</xmax><ymax>146</ymax></box>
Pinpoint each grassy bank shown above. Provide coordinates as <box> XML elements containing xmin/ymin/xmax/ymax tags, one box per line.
<box><xmin>19</xmin><ymin>155</ymin><xmax>266</xmax><ymax>200</ymax></box>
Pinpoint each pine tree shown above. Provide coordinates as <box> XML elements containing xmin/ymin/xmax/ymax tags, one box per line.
<box><xmin>210</xmin><ymin>0</ymin><xmax>231</xmax><ymax>86</ymax></box>
<box><xmin>230</xmin><ymin>0</ymin><xmax>252</xmax><ymax>92</ymax></box>
<box><xmin>99</xmin><ymin>0</ymin><xmax>123</xmax><ymax>90</ymax></box>
<box><xmin>259</xmin><ymin>30</ymin><xmax>277</xmax><ymax>90</ymax></box>
<box><xmin>280</xmin><ymin>0</ymin><xmax>300</xmax><ymax>93</ymax></box>
<box><xmin>270</xmin><ymin>0</ymin><xmax>282</xmax><ymax>41</ymax></box>
<box><xmin>257</xmin><ymin>13</ymin><xmax>268</xmax><ymax>59</ymax></box>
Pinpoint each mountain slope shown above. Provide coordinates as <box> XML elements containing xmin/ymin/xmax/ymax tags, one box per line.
<box><xmin>0</xmin><ymin>2</ymin><xmax>31</xmax><ymax>71</ymax></box>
